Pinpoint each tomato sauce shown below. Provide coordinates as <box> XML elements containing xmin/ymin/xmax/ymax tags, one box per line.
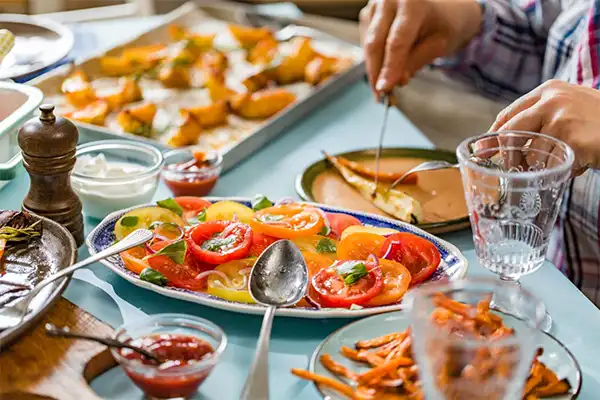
<box><xmin>163</xmin><ymin>152</ymin><xmax>220</xmax><ymax>197</ymax></box>
<box><xmin>119</xmin><ymin>333</ymin><xmax>214</xmax><ymax>399</ymax></box>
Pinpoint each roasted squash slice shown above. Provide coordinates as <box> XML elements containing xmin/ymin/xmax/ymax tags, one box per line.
<box><xmin>166</xmin><ymin>110</ymin><xmax>203</xmax><ymax>147</ymax></box>
<box><xmin>228</xmin><ymin>24</ymin><xmax>273</xmax><ymax>49</ymax></box>
<box><xmin>182</xmin><ymin>101</ymin><xmax>228</xmax><ymax>129</ymax></box>
<box><xmin>229</xmin><ymin>88</ymin><xmax>295</xmax><ymax>119</ymax></box>
<box><xmin>63</xmin><ymin>100</ymin><xmax>109</xmax><ymax>126</ymax></box>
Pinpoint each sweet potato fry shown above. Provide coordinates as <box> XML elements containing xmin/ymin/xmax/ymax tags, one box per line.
<box><xmin>531</xmin><ymin>379</ymin><xmax>571</xmax><ymax>397</ymax></box>
<box><xmin>291</xmin><ymin>369</ymin><xmax>355</xmax><ymax>399</ymax></box>
<box><xmin>321</xmin><ymin>354</ymin><xmax>357</xmax><ymax>381</ymax></box>
<box><xmin>356</xmin><ymin>333</ymin><xmax>403</xmax><ymax>349</ymax></box>
<box><xmin>357</xmin><ymin>357</ymin><xmax>413</xmax><ymax>384</ymax></box>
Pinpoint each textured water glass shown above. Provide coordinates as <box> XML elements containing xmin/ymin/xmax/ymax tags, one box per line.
<box><xmin>409</xmin><ymin>279</ymin><xmax>546</xmax><ymax>400</ymax></box>
<box><xmin>456</xmin><ymin>131</ymin><xmax>573</xmax><ymax>329</ymax></box>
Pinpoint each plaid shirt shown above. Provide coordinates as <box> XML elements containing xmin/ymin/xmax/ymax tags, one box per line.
<box><xmin>441</xmin><ymin>0</ymin><xmax>600</xmax><ymax>305</ymax></box>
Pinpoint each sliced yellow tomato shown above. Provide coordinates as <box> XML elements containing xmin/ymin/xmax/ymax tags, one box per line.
<box><xmin>364</xmin><ymin>259</ymin><xmax>411</xmax><ymax>306</ymax></box>
<box><xmin>114</xmin><ymin>206</ymin><xmax>185</xmax><ymax>240</ymax></box>
<box><xmin>206</xmin><ymin>258</ymin><xmax>255</xmax><ymax>304</ymax></box>
<box><xmin>205</xmin><ymin>201</ymin><xmax>254</xmax><ymax>224</ymax></box>
<box><xmin>340</xmin><ymin>225</ymin><xmax>399</xmax><ymax>241</ymax></box>
<box><xmin>120</xmin><ymin>247</ymin><xmax>149</xmax><ymax>275</ymax></box>
<box><xmin>291</xmin><ymin>235</ymin><xmax>338</xmax><ymax>260</ymax></box>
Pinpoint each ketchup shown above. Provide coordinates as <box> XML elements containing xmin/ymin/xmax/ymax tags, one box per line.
<box><xmin>119</xmin><ymin>333</ymin><xmax>214</xmax><ymax>399</ymax></box>
<box><xmin>163</xmin><ymin>151</ymin><xmax>220</xmax><ymax>197</ymax></box>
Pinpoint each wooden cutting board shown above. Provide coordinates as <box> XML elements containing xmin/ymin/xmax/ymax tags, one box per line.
<box><xmin>0</xmin><ymin>298</ymin><xmax>118</xmax><ymax>400</ymax></box>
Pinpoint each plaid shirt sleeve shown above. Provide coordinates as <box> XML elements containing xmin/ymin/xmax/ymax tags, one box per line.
<box><xmin>440</xmin><ymin>0</ymin><xmax>600</xmax><ymax>306</ymax></box>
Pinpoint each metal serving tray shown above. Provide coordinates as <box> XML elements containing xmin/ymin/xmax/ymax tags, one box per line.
<box><xmin>30</xmin><ymin>1</ymin><xmax>365</xmax><ymax>172</ymax></box>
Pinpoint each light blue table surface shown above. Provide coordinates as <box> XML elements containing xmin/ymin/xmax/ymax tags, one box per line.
<box><xmin>3</xmin><ymin>17</ymin><xmax>600</xmax><ymax>400</ymax></box>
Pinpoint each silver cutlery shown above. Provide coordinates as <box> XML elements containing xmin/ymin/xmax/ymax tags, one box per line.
<box><xmin>240</xmin><ymin>240</ymin><xmax>308</xmax><ymax>400</ymax></box>
<box><xmin>373</xmin><ymin>94</ymin><xmax>391</xmax><ymax>197</ymax></box>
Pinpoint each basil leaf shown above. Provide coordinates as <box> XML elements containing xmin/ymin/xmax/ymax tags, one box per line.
<box><xmin>252</xmin><ymin>194</ymin><xmax>273</xmax><ymax>211</ymax></box>
<box><xmin>157</xmin><ymin>198</ymin><xmax>183</xmax><ymax>216</ymax></box>
<box><xmin>187</xmin><ymin>209</ymin><xmax>207</xmax><ymax>225</ymax></box>
<box><xmin>201</xmin><ymin>236</ymin><xmax>235</xmax><ymax>252</ymax></box>
<box><xmin>336</xmin><ymin>261</ymin><xmax>368</xmax><ymax>285</ymax></box>
<box><xmin>316</xmin><ymin>238</ymin><xmax>336</xmax><ymax>254</ymax></box>
<box><xmin>318</xmin><ymin>225</ymin><xmax>331</xmax><ymax>236</ymax></box>
<box><xmin>120</xmin><ymin>216</ymin><xmax>139</xmax><ymax>227</ymax></box>
<box><xmin>140</xmin><ymin>268</ymin><xmax>167</xmax><ymax>286</ymax></box>
<box><xmin>154</xmin><ymin>239</ymin><xmax>187</xmax><ymax>264</ymax></box>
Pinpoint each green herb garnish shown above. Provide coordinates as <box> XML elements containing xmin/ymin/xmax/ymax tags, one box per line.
<box><xmin>140</xmin><ymin>267</ymin><xmax>167</xmax><ymax>286</ymax></box>
<box><xmin>316</xmin><ymin>238</ymin><xmax>336</xmax><ymax>254</ymax></box>
<box><xmin>252</xmin><ymin>195</ymin><xmax>273</xmax><ymax>211</ymax></box>
<box><xmin>154</xmin><ymin>239</ymin><xmax>187</xmax><ymax>264</ymax></box>
<box><xmin>318</xmin><ymin>225</ymin><xmax>331</xmax><ymax>236</ymax></box>
<box><xmin>120</xmin><ymin>216</ymin><xmax>139</xmax><ymax>227</ymax></box>
<box><xmin>157</xmin><ymin>198</ymin><xmax>184</xmax><ymax>216</ymax></box>
<box><xmin>170</xmin><ymin>57</ymin><xmax>193</xmax><ymax>67</ymax></box>
<box><xmin>201</xmin><ymin>236</ymin><xmax>235</xmax><ymax>252</ymax></box>
<box><xmin>336</xmin><ymin>261</ymin><xmax>368</xmax><ymax>285</ymax></box>
<box><xmin>0</xmin><ymin>220</ymin><xmax>41</xmax><ymax>242</ymax></box>
<box><xmin>188</xmin><ymin>209</ymin><xmax>207</xmax><ymax>225</ymax></box>
<box><xmin>131</xmin><ymin>124</ymin><xmax>153</xmax><ymax>138</ymax></box>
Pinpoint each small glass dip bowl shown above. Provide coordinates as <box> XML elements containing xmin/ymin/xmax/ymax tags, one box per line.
<box><xmin>161</xmin><ymin>149</ymin><xmax>222</xmax><ymax>197</ymax></box>
<box><xmin>111</xmin><ymin>314</ymin><xmax>227</xmax><ymax>400</ymax></box>
<box><xmin>72</xmin><ymin>140</ymin><xmax>163</xmax><ymax>220</ymax></box>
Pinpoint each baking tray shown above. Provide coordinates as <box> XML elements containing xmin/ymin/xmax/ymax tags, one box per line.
<box><xmin>30</xmin><ymin>1</ymin><xmax>365</xmax><ymax>172</ymax></box>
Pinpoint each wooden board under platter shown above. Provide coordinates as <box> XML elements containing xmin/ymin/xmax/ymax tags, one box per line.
<box><xmin>296</xmin><ymin>148</ymin><xmax>471</xmax><ymax>234</ymax></box>
<box><xmin>31</xmin><ymin>1</ymin><xmax>365</xmax><ymax>172</ymax></box>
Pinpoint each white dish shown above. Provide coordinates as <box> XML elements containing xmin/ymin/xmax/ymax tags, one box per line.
<box><xmin>87</xmin><ymin>197</ymin><xmax>468</xmax><ymax>319</ymax></box>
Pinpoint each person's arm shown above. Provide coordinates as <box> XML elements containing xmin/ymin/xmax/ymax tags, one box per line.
<box><xmin>440</xmin><ymin>0</ymin><xmax>593</xmax><ymax>101</ymax></box>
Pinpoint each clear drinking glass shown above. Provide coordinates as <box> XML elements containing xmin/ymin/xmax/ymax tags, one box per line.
<box><xmin>408</xmin><ymin>278</ymin><xmax>546</xmax><ymax>400</ymax></box>
<box><xmin>456</xmin><ymin>131</ymin><xmax>574</xmax><ymax>331</ymax></box>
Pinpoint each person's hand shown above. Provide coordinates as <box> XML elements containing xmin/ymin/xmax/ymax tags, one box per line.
<box><xmin>359</xmin><ymin>0</ymin><xmax>483</xmax><ymax>95</ymax></box>
<box><xmin>490</xmin><ymin>80</ymin><xmax>600</xmax><ymax>174</ymax></box>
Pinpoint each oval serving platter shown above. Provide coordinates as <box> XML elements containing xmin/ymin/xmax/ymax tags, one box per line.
<box><xmin>309</xmin><ymin>312</ymin><xmax>582</xmax><ymax>399</ymax></box>
<box><xmin>86</xmin><ymin>197</ymin><xmax>468</xmax><ymax>319</ymax></box>
<box><xmin>296</xmin><ymin>148</ymin><xmax>471</xmax><ymax>235</ymax></box>
<box><xmin>0</xmin><ymin>216</ymin><xmax>77</xmax><ymax>350</ymax></box>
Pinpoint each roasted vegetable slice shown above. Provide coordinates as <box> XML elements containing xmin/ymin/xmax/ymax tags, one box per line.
<box><xmin>182</xmin><ymin>101</ymin><xmax>228</xmax><ymax>129</ymax></box>
<box><xmin>229</xmin><ymin>88</ymin><xmax>295</xmax><ymax>119</ymax></box>
<box><xmin>198</xmin><ymin>49</ymin><xmax>228</xmax><ymax>75</ymax></box>
<box><xmin>116</xmin><ymin>103</ymin><xmax>157</xmax><ymax>137</ymax></box>
<box><xmin>99</xmin><ymin>77</ymin><xmax>143</xmax><ymax>110</ymax></box>
<box><xmin>247</xmin><ymin>37</ymin><xmax>278</xmax><ymax>65</ymax></box>
<box><xmin>61</xmin><ymin>70</ymin><xmax>97</xmax><ymax>107</ymax></box>
<box><xmin>275</xmin><ymin>37</ymin><xmax>316</xmax><ymax>84</ymax></box>
<box><xmin>64</xmin><ymin>100</ymin><xmax>110</xmax><ymax>126</ymax></box>
<box><xmin>323</xmin><ymin>152</ymin><xmax>422</xmax><ymax>223</ymax></box>
<box><xmin>241</xmin><ymin>69</ymin><xmax>275</xmax><ymax>92</ymax></box>
<box><xmin>228</xmin><ymin>24</ymin><xmax>273</xmax><ymax>49</ymax></box>
<box><xmin>166</xmin><ymin>110</ymin><xmax>203</xmax><ymax>147</ymax></box>
<box><xmin>169</xmin><ymin>24</ymin><xmax>215</xmax><ymax>51</ymax></box>
<box><xmin>122</xmin><ymin>44</ymin><xmax>166</xmax><ymax>64</ymax></box>
<box><xmin>205</xmin><ymin>71</ymin><xmax>236</xmax><ymax>102</ymax></box>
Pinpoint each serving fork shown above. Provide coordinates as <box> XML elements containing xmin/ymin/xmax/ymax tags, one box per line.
<box><xmin>0</xmin><ymin>229</ymin><xmax>152</xmax><ymax>331</ymax></box>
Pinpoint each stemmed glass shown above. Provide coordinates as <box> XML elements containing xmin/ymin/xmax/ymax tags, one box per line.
<box><xmin>408</xmin><ymin>278</ymin><xmax>546</xmax><ymax>400</ymax></box>
<box><xmin>456</xmin><ymin>131</ymin><xmax>574</xmax><ymax>332</ymax></box>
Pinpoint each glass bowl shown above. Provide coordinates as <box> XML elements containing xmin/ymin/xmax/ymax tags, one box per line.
<box><xmin>111</xmin><ymin>314</ymin><xmax>227</xmax><ymax>400</ymax></box>
<box><xmin>161</xmin><ymin>149</ymin><xmax>222</xmax><ymax>197</ymax></box>
<box><xmin>72</xmin><ymin>140</ymin><xmax>163</xmax><ymax>220</ymax></box>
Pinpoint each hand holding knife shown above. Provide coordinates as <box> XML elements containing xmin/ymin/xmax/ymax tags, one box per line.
<box><xmin>372</xmin><ymin>93</ymin><xmax>391</xmax><ymax>197</ymax></box>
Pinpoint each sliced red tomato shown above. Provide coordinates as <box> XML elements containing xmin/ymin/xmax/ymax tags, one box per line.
<box><xmin>380</xmin><ymin>232</ymin><xmax>441</xmax><ymax>285</ymax></box>
<box><xmin>311</xmin><ymin>258</ymin><xmax>383</xmax><ymax>308</ymax></box>
<box><xmin>325</xmin><ymin>212</ymin><xmax>361</xmax><ymax>239</ymax></box>
<box><xmin>188</xmin><ymin>220</ymin><xmax>252</xmax><ymax>264</ymax></box>
<box><xmin>250</xmin><ymin>204</ymin><xmax>324</xmax><ymax>239</ymax></box>
<box><xmin>249</xmin><ymin>231</ymin><xmax>278</xmax><ymax>257</ymax></box>
<box><xmin>147</xmin><ymin>254</ymin><xmax>207</xmax><ymax>291</ymax></box>
<box><xmin>336</xmin><ymin>232</ymin><xmax>386</xmax><ymax>261</ymax></box>
<box><xmin>364</xmin><ymin>259</ymin><xmax>411</xmax><ymax>306</ymax></box>
<box><xmin>174</xmin><ymin>196</ymin><xmax>211</xmax><ymax>221</ymax></box>
<box><xmin>296</xmin><ymin>251</ymin><xmax>332</xmax><ymax>308</ymax></box>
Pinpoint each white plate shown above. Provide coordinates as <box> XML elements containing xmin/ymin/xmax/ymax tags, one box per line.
<box><xmin>87</xmin><ymin>197</ymin><xmax>468</xmax><ymax>318</ymax></box>
<box><xmin>310</xmin><ymin>312</ymin><xmax>581</xmax><ymax>399</ymax></box>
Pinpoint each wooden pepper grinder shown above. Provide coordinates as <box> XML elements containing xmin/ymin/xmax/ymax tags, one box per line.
<box><xmin>19</xmin><ymin>104</ymin><xmax>85</xmax><ymax>247</ymax></box>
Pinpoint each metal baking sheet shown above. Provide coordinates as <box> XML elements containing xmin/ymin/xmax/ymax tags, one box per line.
<box><xmin>31</xmin><ymin>1</ymin><xmax>365</xmax><ymax>172</ymax></box>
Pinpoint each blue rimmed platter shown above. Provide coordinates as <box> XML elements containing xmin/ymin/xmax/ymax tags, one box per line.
<box><xmin>86</xmin><ymin>197</ymin><xmax>468</xmax><ymax>318</ymax></box>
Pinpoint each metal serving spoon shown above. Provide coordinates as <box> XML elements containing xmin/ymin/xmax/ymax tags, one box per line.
<box><xmin>240</xmin><ymin>240</ymin><xmax>308</xmax><ymax>400</ymax></box>
<box><xmin>0</xmin><ymin>229</ymin><xmax>153</xmax><ymax>331</ymax></box>
<box><xmin>45</xmin><ymin>323</ymin><xmax>161</xmax><ymax>363</ymax></box>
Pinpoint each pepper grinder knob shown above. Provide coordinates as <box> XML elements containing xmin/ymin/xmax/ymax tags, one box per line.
<box><xmin>18</xmin><ymin>104</ymin><xmax>84</xmax><ymax>247</ymax></box>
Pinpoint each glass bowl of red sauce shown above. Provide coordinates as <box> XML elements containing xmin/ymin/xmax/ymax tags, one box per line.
<box><xmin>111</xmin><ymin>314</ymin><xmax>227</xmax><ymax>399</ymax></box>
<box><xmin>162</xmin><ymin>149</ymin><xmax>222</xmax><ymax>197</ymax></box>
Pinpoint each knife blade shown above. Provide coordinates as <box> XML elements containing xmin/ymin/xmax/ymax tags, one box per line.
<box><xmin>372</xmin><ymin>94</ymin><xmax>391</xmax><ymax>197</ymax></box>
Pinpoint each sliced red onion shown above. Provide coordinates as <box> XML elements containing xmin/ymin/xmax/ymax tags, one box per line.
<box><xmin>312</xmin><ymin>207</ymin><xmax>331</xmax><ymax>234</ymax></box>
<box><xmin>303</xmin><ymin>293</ymin><xmax>321</xmax><ymax>309</ymax></box>
<box><xmin>239</xmin><ymin>267</ymin><xmax>252</xmax><ymax>275</ymax></box>
<box><xmin>366</xmin><ymin>254</ymin><xmax>379</xmax><ymax>267</ymax></box>
<box><xmin>275</xmin><ymin>198</ymin><xmax>296</xmax><ymax>206</ymax></box>
<box><xmin>196</xmin><ymin>270</ymin><xmax>232</xmax><ymax>286</ymax></box>
<box><xmin>145</xmin><ymin>242</ymin><xmax>157</xmax><ymax>254</ymax></box>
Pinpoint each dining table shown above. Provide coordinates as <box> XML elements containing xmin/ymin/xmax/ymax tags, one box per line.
<box><xmin>2</xmin><ymin>14</ymin><xmax>600</xmax><ymax>400</ymax></box>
